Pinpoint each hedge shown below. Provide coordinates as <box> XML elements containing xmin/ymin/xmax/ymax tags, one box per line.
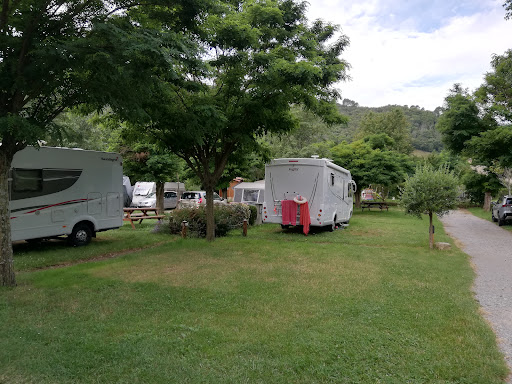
<box><xmin>167</xmin><ymin>204</ymin><xmax>251</xmax><ymax>237</ymax></box>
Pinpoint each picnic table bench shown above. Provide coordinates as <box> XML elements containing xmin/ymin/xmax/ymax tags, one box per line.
<box><xmin>123</xmin><ymin>208</ymin><xmax>165</xmax><ymax>229</ymax></box>
<box><xmin>361</xmin><ymin>201</ymin><xmax>389</xmax><ymax>212</ymax></box>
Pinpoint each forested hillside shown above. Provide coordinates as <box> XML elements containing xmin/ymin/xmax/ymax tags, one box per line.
<box><xmin>338</xmin><ymin>99</ymin><xmax>443</xmax><ymax>152</ymax></box>
<box><xmin>266</xmin><ymin>100</ymin><xmax>443</xmax><ymax>159</ymax></box>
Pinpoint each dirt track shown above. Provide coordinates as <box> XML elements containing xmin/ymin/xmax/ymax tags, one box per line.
<box><xmin>440</xmin><ymin>209</ymin><xmax>512</xmax><ymax>382</ymax></box>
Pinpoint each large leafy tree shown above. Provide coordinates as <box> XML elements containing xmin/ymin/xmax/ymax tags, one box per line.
<box><xmin>436</xmin><ymin>85</ymin><xmax>491</xmax><ymax>153</ymax></box>
<box><xmin>356</xmin><ymin>108</ymin><xmax>413</xmax><ymax>154</ymax></box>
<box><xmin>136</xmin><ymin>0</ymin><xmax>350</xmax><ymax>241</ymax></box>
<box><xmin>475</xmin><ymin>50</ymin><xmax>512</xmax><ymax>123</ymax></box>
<box><xmin>435</xmin><ymin>84</ymin><xmax>500</xmax><ymax>210</ymax></box>
<box><xmin>0</xmin><ymin>0</ymin><xmax>206</xmax><ymax>286</ymax></box>
<box><xmin>330</xmin><ymin>135</ymin><xmax>415</xmax><ymax>207</ymax></box>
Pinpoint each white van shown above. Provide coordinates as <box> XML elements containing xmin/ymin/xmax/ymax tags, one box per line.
<box><xmin>262</xmin><ymin>157</ymin><xmax>356</xmax><ymax>231</ymax></box>
<box><xmin>130</xmin><ymin>182</ymin><xmax>156</xmax><ymax>207</ymax></box>
<box><xmin>10</xmin><ymin>146</ymin><xmax>123</xmax><ymax>245</ymax></box>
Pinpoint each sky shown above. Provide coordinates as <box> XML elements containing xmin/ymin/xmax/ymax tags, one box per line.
<box><xmin>306</xmin><ymin>0</ymin><xmax>512</xmax><ymax>111</ymax></box>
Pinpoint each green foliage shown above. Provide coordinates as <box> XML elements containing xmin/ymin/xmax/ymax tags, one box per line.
<box><xmin>338</xmin><ymin>103</ymin><xmax>442</xmax><ymax>152</ymax></box>
<box><xmin>400</xmin><ymin>163</ymin><xmax>459</xmax><ymax>218</ymax></box>
<box><xmin>436</xmin><ymin>85</ymin><xmax>491</xmax><ymax>154</ymax></box>
<box><xmin>121</xmin><ymin>143</ymin><xmax>182</xmax><ymax>184</ymax></box>
<box><xmin>265</xmin><ymin>107</ymin><xmax>350</xmax><ymax>158</ymax></box>
<box><xmin>476</xmin><ymin>50</ymin><xmax>512</xmax><ymax>123</ymax></box>
<box><xmin>331</xmin><ymin>138</ymin><xmax>415</xmax><ymax>193</ymax></box>
<box><xmin>356</xmin><ymin>108</ymin><xmax>413</xmax><ymax>154</ymax></box>
<box><xmin>461</xmin><ymin>169</ymin><xmax>502</xmax><ymax>204</ymax></box>
<box><xmin>133</xmin><ymin>0</ymin><xmax>351</xmax><ymax>240</ymax></box>
<box><xmin>506</xmin><ymin>0</ymin><xmax>512</xmax><ymax>19</ymax></box>
<box><xmin>248</xmin><ymin>204</ymin><xmax>258</xmax><ymax>226</ymax></box>
<box><xmin>0</xmin><ymin>1</ymin><xmax>197</xmax><ymax>148</ymax></box>
<box><xmin>467</xmin><ymin>125</ymin><xmax>512</xmax><ymax>167</ymax></box>
<box><xmin>43</xmin><ymin>111</ymin><xmax>121</xmax><ymax>151</ymax></box>
<box><xmin>424</xmin><ymin>150</ymin><xmax>466</xmax><ymax>172</ymax></box>
<box><xmin>167</xmin><ymin>204</ymin><xmax>250</xmax><ymax>237</ymax></box>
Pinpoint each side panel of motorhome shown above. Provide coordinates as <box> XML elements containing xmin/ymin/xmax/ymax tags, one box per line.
<box><xmin>10</xmin><ymin>147</ymin><xmax>123</xmax><ymax>242</ymax></box>
<box><xmin>263</xmin><ymin>158</ymin><xmax>355</xmax><ymax>229</ymax></box>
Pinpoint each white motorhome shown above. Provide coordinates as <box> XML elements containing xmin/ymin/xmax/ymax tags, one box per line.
<box><xmin>262</xmin><ymin>157</ymin><xmax>357</xmax><ymax>231</ymax></box>
<box><xmin>130</xmin><ymin>181</ymin><xmax>156</xmax><ymax>207</ymax></box>
<box><xmin>10</xmin><ymin>146</ymin><xmax>123</xmax><ymax>245</ymax></box>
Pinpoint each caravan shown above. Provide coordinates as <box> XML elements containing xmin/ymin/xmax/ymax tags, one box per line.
<box><xmin>130</xmin><ymin>182</ymin><xmax>156</xmax><ymax>207</ymax></box>
<box><xmin>10</xmin><ymin>146</ymin><xmax>123</xmax><ymax>245</ymax></box>
<box><xmin>131</xmin><ymin>181</ymin><xmax>185</xmax><ymax>209</ymax></box>
<box><xmin>263</xmin><ymin>157</ymin><xmax>356</xmax><ymax>232</ymax></box>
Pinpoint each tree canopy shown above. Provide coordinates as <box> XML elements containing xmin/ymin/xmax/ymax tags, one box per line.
<box><xmin>400</xmin><ymin>164</ymin><xmax>459</xmax><ymax>249</ymax></box>
<box><xmin>356</xmin><ymin>108</ymin><xmax>413</xmax><ymax>154</ymax></box>
<box><xmin>132</xmin><ymin>0</ymin><xmax>351</xmax><ymax>240</ymax></box>
<box><xmin>0</xmin><ymin>0</ymin><xmax>209</xmax><ymax>286</ymax></box>
<box><xmin>436</xmin><ymin>85</ymin><xmax>491</xmax><ymax>154</ymax></box>
<box><xmin>331</xmin><ymin>136</ymin><xmax>415</xmax><ymax>207</ymax></box>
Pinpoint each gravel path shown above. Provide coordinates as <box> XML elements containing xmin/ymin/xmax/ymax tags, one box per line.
<box><xmin>440</xmin><ymin>209</ymin><xmax>512</xmax><ymax>382</ymax></box>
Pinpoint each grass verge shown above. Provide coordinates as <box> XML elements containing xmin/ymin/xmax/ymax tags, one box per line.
<box><xmin>1</xmin><ymin>208</ymin><xmax>508</xmax><ymax>383</ymax></box>
<box><xmin>466</xmin><ymin>206</ymin><xmax>512</xmax><ymax>231</ymax></box>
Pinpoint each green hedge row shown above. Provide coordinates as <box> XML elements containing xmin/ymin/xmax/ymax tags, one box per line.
<box><xmin>167</xmin><ymin>204</ymin><xmax>252</xmax><ymax>237</ymax></box>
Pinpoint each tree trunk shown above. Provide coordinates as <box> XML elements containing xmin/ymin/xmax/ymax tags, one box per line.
<box><xmin>155</xmin><ymin>181</ymin><xmax>164</xmax><ymax>215</ymax></box>
<box><xmin>429</xmin><ymin>212</ymin><xmax>434</xmax><ymax>249</ymax></box>
<box><xmin>0</xmin><ymin>151</ymin><xmax>16</xmax><ymax>286</ymax></box>
<box><xmin>483</xmin><ymin>191</ymin><xmax>492</xmax><ymax>212</ymax></box>
<box><xmin>355</xmin><ymin>192</ymin><xmax>361</xmax><ymax>209</ymax></box>
<box><xmin>205</xmin><ymin>188</ymin><xmax>215</xmax><ymax>241</ymax></box>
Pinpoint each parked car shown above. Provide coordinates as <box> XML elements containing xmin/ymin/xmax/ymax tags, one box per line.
<box><xmin>136</xmin><ymin>191</ymin><xmax>178</xmax><ymax>209</ymax></box>
<box><xmin>178</xmin><ymin>191</ymin><xmax>226</xmax><ymax>208</ymax></box>
<box><xmin>491</xmin><ymin>195</ymin><xmax>512</xmax><ymax>226</ymax></box>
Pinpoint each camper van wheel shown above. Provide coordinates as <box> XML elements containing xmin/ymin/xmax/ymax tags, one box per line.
<box><xmin>329</xmin><ymin>217</ymin><xmax>337</xmax><ymax>232</ymax></box>
<box><xmin>68</xmin><ymin>223</ymin><xmax>93</xmax><ymax>247</ymax></box>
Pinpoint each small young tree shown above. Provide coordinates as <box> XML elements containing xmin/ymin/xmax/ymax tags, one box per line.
<box><xmin>400</xmin><ymin>164</ymin><xmax>459</xmax><ymax>249</ymax></box>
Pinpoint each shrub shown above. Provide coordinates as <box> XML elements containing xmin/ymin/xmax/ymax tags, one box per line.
<box><xmin>167</xmin><ymin>204</ymin><xmax>251</xmax><ymax>237</ymax></box>
<box><xmin>248</xmin><ymin>205</ymin><xmax>258</xmax><ymax>225</ymax></box>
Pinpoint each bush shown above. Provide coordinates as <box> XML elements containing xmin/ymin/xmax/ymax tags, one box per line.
<box><xmin>167</xmin><ymin>204</ymin><xmax>251</xmax><ymax>237</ymax></box>
<box><xmin>248</xmin><ymin>205</ymin><xmax>258</xmax><ymax>225</ymax></box>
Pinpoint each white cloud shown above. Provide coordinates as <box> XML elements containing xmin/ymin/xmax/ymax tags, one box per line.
<box><xmin>307</xmin><ymin>0</ymin><xmax>512</xmax><ymax>110</ymax></box>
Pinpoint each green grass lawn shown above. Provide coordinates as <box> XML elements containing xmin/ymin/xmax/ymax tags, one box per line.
<box><xmin>466</xmin><ymin>206</ymin><xmax>512</xmax><ymax>231</ymax></box>
<box><xmin>1</xmin><ymin>209</ymin><xmax>508</xmax><ymax>383</ymax></box>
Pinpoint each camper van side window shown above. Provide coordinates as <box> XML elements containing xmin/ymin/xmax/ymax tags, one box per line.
<box><xmin>330</xmin><ymin>173</ymin><xmax>335</xmax><ymax>186</ymax></box>
<box><xmin>12</xmin><ymin>169</ymin><xmax>43</xmax><ymax>192</ymax></box>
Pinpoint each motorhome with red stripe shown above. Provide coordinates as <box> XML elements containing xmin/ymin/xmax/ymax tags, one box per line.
<box><xmin>10</xmin><ymin>146</ymin><xmax>123</xmax><ymax>245</ymax></box>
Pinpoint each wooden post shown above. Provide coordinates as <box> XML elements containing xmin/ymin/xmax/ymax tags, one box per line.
<box><xmin>181</xmin><ymin>221</ymin><xmax>188</xmax><ymax>238</ymax></box>
<box><xmin>243</xmin><ymin>219</ymin><xmax>248</xmax><ymax>237</ymax></box>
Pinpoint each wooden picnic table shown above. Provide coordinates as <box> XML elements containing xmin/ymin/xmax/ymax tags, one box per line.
<box><xmin>361</xmin><ymin>201</ymin><xmax>389</xmax><ymax>212</ymax></box>
<box><xmin>123</xmin><ymin>208</ymin><xmax>165</xmax><ymax>229</ymax></box>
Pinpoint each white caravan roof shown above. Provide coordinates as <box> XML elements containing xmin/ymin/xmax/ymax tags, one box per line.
<box><xmin>233</xmin><ymin>180</ymin><xmax>265</xmax><ymax>190</ymax></box>
<box><xmin>269</xmin><ymin>158</ymin><xmax>351</xmax><ymax>176</ymax></box>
